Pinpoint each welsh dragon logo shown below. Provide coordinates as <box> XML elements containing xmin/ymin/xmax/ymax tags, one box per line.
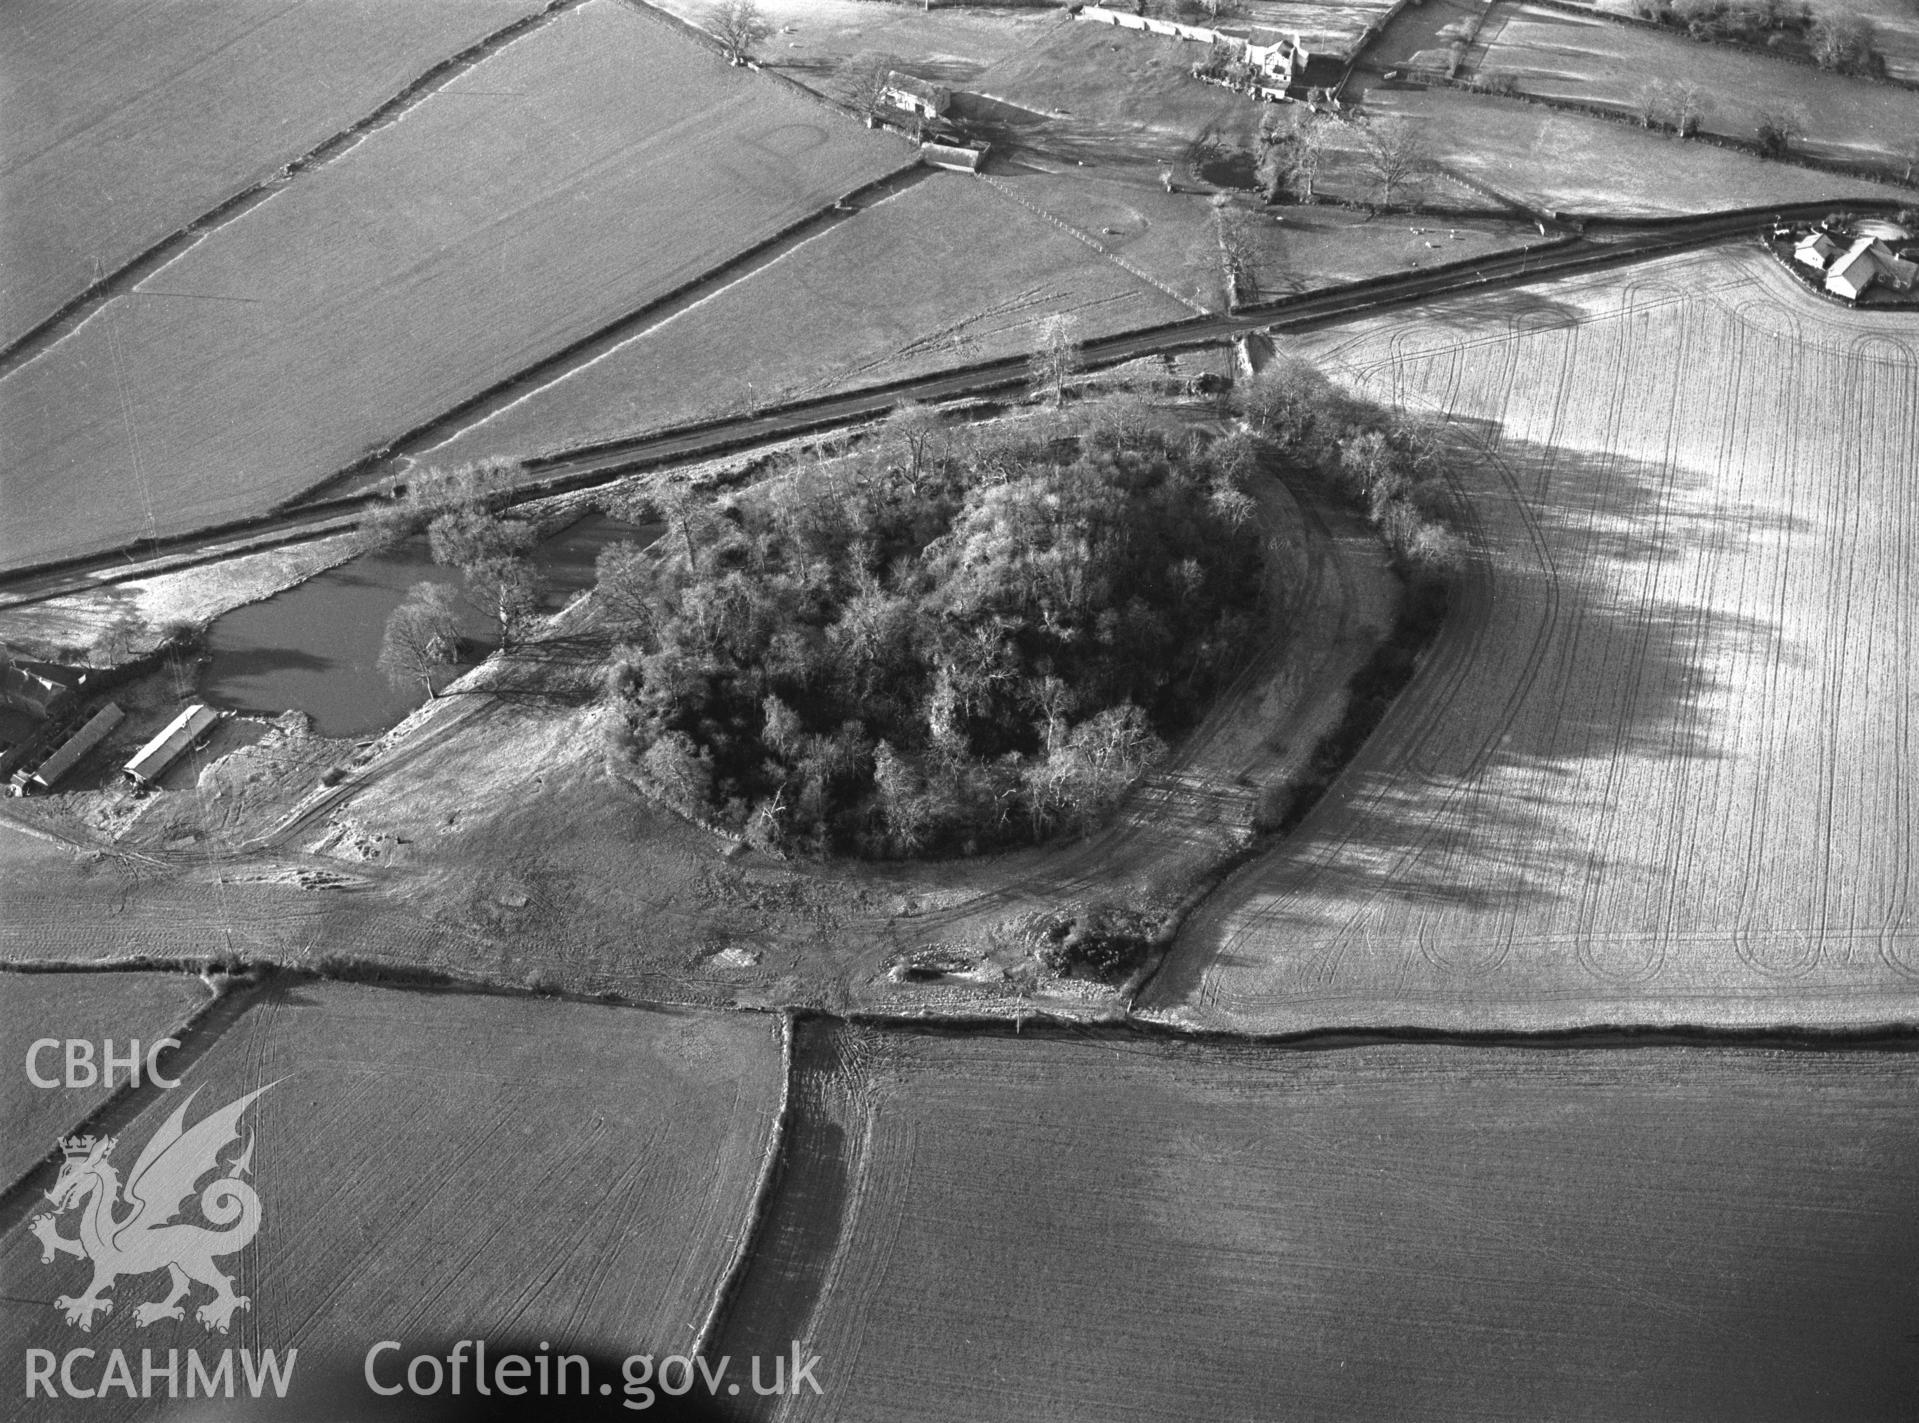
<box><xmin>30</xmin><ymin>1083</ymin><xmax>273</xmax><ymax>1333</ymax></box>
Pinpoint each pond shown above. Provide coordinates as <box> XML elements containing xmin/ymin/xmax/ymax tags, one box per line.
<box><xmin>203</xmin><ymin>514</ymin><xmax>656</xmax><ymax>738</ymax></box>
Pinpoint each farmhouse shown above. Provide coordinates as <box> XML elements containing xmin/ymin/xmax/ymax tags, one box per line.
<box><xmin>17</xmin><ymin>703</ymin><xmax>123</xmax><ymax>794</ymax></box>
<box><xmin>123</xmin><ymin>702</ymin><xmax>221</xmax><ymax>790</ymax></box>
<box><xmin>883</xmin><ymin>71</ymin><xmax>950</xmax><ymax>122</ymax></box>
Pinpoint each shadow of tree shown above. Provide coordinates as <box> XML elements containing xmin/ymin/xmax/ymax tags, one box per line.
<box><xmin>1149</xmin><ymin>418</ymin><xmax>1811</xmax><ymax>1005</ymax></box>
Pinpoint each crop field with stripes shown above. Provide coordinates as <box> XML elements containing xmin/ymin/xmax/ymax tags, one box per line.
<box><xmin>714</xmin><ymin>1023</ymin><xmax>1919</xmax><ymax>1421</ymax></box>
<box><xmin>0</xmin><ymin>980</ymin><xmax>781</xmax><ymax>1419</ymax></box>
<box><xmin>0</xmin><ymin>0</ymin><xmax>905</xmax><ymax>574</ymax></box>
<box><xmin>0</xmin><ymin>0</ymin><xmax>550</xmax><ymax>351</ymax></box>
<box><xmin>1143</xmin><ymin>243</ymin><xmax>1919</xmax><ymax>1033</ymax></box>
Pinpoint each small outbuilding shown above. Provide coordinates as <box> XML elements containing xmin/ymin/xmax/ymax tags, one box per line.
<box><xmin>1874</xmin><ymin>243</ymin><xmax>1918</xmax><ymax>292</ymax></box>
<box><xmin>921</xmin><ymin>139</ymin><xmax>989</xmax><ymax>173</ymax></box>
<box><xmin>24</xmin><ymin>703</ymin><xmax>124</xmax><ymax>793</ymax></box>
<box><xmin>123</xmin><ymin>703</ymin><xmax>221</xmax><ymax>790</ymax></box>
<box><xmin>1793</xmin><ymin>231</ymin><xmax>1841</xmax><ymax>271</ymax></box>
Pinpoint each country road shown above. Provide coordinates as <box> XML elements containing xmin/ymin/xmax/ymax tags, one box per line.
<box><xmin>0</xmin><ymin>195</ymin><xmax>1885</xmax><ymax>611</ymax></box>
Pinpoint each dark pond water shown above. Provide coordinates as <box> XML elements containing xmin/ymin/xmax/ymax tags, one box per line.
<box><xmin>1197</xmin><ymin>148</ymin><xmax>1257</xmax><ymax>190</ymax></box>
<box><xmin>203</xmin><ymin>514</ymin><xmax>656</xmax><ymax>737</ymax></box>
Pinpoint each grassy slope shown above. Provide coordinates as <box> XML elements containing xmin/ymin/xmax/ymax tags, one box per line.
<box><xmin>0</xmin><ymin>981</ymin><xmax>781</xmax><ymax>1417</ymax></box>
<box><xmin>1477</xmin><ymin>3</ymin><xmax>1919</xmax><ymax>171</ymax></box>
<box><xmin>430</xmin><ymin>172</ymin><xmax>1192</xmax><ymax>465</ymax></box>
<box><xmin>720</xmin><ymin>1024</ymin><xmax>1919</xmax><ymax>1422</ymax></box>
<box><xmin>0</xmin><ymin>0</ymin><xmax>905</xmax><ymax>574</ymax></box>
<box><xmin>0</xmin><ymin>0</ymin><xmax>548</xmax><ymax>349</ymax></box>
<box><xmin>0</xmin><ymin>970</ymin><xmax>208</xmax><ymax>1183</ymax></box>
<box><xmin>1145</xmin><ymin>243</ymin><xmax>1919</xmax><ymax>1033</ymax></box>
<box><xmin>1344</xmin><ymin>82</ymin><xmax>1911</xmax><ymax>214</ymax></box>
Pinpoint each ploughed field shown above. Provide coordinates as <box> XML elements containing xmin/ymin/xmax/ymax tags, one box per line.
<box><xmin>431</xmin><ymin>171</ymin><xmax>1195</xmax><ymax>466</ymax></box>
<box><xmin>0</xmin><ymin>978</ymin><xmax>782</xmax><ymax>1419</ymax></box>
<box><xmin>0</xmin><ymin>971</ymin><xmax>209</xmax><ymax>1185</ymax></box>
<box><xmin>0</xmin><ymin>0</ymin><xmax>549</xmax><ymax>350</ymax></box>
<box><xmin>716</xmin><ymin>1023</ymin><xmax>1919</xmax><ymax>1421</ymax></box>
<box><xmin>0</xmin><ymin>0</ymin><xmax>905</xmax><ymax>574</ymax></box>
<box><xmin>1144</xmin><ymin>244</ymin><xmax>1919</xmax><ymax>1032</ymax></box>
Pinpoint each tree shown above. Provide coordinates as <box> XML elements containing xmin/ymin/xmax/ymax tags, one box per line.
<box><xmin>837</xmin><ymin>60</ymin><xmax>895</xmax><ymax>124</ymax></box>
<box><xmin>378</xmin><ymin>582</ymin><xmax>461</xmax><ymax>698</ymax></box>
<box><xmin>1809</xmin><ymin>11</ymin><xmax>1875</xmax><ymax>71</ymax></box>
<box><xmin>885</xmin><ymin>401</ymin><xmax>945</xmax><ymax>488</ymax></box>
<box><xmin>1672</xmin><ymin>80</ymin><xmax>1706</xmax><ymax>138</ymax></box>
<box><xmin>1755</xmin><ymin>104</ymin><xmax>1806</xmax><ymax>158</ymax></box>
<box><xmin>1361</xmin><ymin>118</ymin><xmax>1432</xmax><ymax>209</ymax></box>
<box><xmin>707</xmin><ymin>0</ymin><xmax>771</xmax><ymax>62</ymax></box>
<box><xmin>1027</xmin><ymin>314</ymin><xmax>1084</xmax><ymax>408</ymax></box>
<box><xmin>594</xmin><ymin>540</ymin><xmax>658</xmax><ymax>635</ymax></box>
<box><xmin>427</xmin><ymin>507</ymin><xmax>541</xmax><ymax>649</ymax></box>
<box><xmin>1632</xmin><ymin>80</ymin><xmax>1670</xmax><ymax>130</ymax></box>
<box><xmin>1215</xmin><ymin>200</ymin><xmax>1259</xmax><ymax>303</ymax></box>
<box><xmin>1257</xmin><ymin>108</ymin><xmax>1326</xmax><ymax>203</ymax></box>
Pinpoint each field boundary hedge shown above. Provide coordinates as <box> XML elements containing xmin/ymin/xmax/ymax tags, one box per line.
<box><xmin>690</xmin><ymin>1008</ymin><xmax>797</xmax><ymax>1363</ymax></box>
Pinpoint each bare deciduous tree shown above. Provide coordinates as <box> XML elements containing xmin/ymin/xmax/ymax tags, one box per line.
<box><xmin>378</xmin><ymin>582</ymin><xmax>462</xmax><ymax>698</ymax></box>
<box><xmin>837</xmin><ymin>59</ymin><xmax>895</xmax><ymax>123</ymax></box>
<box><xmin>1673</xmin><ymin>80</ymin><xmax>1706</xmax><ymax>137</ymax></box>
<box><xmin>1361</xmin><ymin>118</ymin><xmax>1432</xmax><ymax>209</ymax></box>
<box><xmin>1809</xmin><ymin>11</ymin><xmax>1875</xmax><ymax>71</ymax></box>
<box><xmin>1755</xmin><ymin>103</ymin><xmax>1806</xmax><ymax>158</ymax></box>
<box><xmin>708</xmin><ymin>0</ymin><xmax>771</xmax><ymax>62</ymax></box>
<box><xmin>1027</xmin><ymin>314</ymin><xmax>1084</xmax><ymax>408</ymax></box>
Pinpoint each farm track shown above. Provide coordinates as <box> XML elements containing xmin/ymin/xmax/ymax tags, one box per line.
<box><xmin>0</xmin><ymin>0</ymin><xmax>592</xmax><ymax>384</ymax></box>
<box><xmin>0</xmin><ymin>197</ymin><xmax>1893</xmax><ymax>610</ymax></box>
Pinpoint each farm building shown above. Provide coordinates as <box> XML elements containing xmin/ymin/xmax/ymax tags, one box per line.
<box><xmin>883</xmin><ymin>72</ymin><xmax>950</xmax><ymax>121</ymax></box>
<box><xmin>922</xmin><ymin>139</ymin><xmax>989</xmax><ymax>173</ymax></box>
<box><xmin>1794</xmin><ymin>231</ymin><xmax>1841</xmax><ymax>270</ymax></box>
<box><xmin>18</xmin><ymin>703</ymin><xmax>123</xmax><ymax>794</ymax></box>
<box><xmin>1824</xmin><ymin>237</ymin><xmax>1917</xmax><ymax>301</ymax></box>
<box><xmin>123</xmin><ymin>703</ymin><xmax>221</xmax><ymax>790</ymax></box>
<box><xmin>1</xmin><ymin>651</ymin><xmax>74</xmax><ymax>719</ymax></box>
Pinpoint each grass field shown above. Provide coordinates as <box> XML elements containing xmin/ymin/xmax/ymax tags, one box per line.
<box><xmin>431</xmin><ymin>171</ymin><xmax>1194</xmax><ymax>464</ymax></box>
<box><xmin>1238</xmin><ymin>0</ymin><xmax>1401</xmax><ymax>56</ymax></box>
<box><xmin>0</xmin><ymin>0</ymin><xmax>905</xmax><ymax>575</ymax></box>
<box><xmin>0</xmin><ymin>0</ymin><xmax>549</xmax><ymax>351</ymax></box>
<box><xmin>1143</xmin><ymin>243</ymin><xmax>1919</xmax><ymax>1033</ymax></box>
<box><xmin>1475</xmin><ymin>3</ymin><xmax>1919</xmax><ymax>173</ymax></box>
<box><xmin>966</xmin><ymin>17</ymin><xmax>1268</xmax><ymax>169</ymax></box>
<box><xmin>1340</xmin><ymin>81</ymin><xmax>1911</xmax><ymax>214</ymax></box>
<box><xmin>1234</xmin><ymin>204</ymin><xmax>1549</xmax><ymax>301</ymax></box>
<box><xmin>718</xmin><ymin>1023</ymin><xmax>1919</xmax><ymax>1421</ymax></box>
<box><xmin>0</xmin><ymin>980</ymin><xmax>781</xmax><ymax>1418</ymax></box>
<box><xmin>1548</xmin><ymin>0</ymin><xmax>1919</xmax><ymax>83</ymax></box>
<box><xmin>0</xmin><ymin>971</ymin><xmax>209</xmax><ymax>1185</ymax></box>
